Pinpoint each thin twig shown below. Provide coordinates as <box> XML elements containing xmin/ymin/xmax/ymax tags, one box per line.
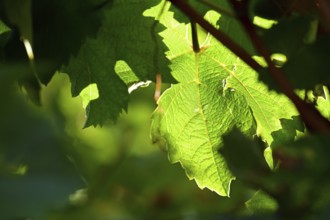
<box><xmin>154</xmin><ymin>74</ymin><xmax>162</xmax><ymax>102</ymax></box>
<box><xmin>190</xmin><ymin>19</ymin><xmax>200</xmax><ymax>53</ymax></box>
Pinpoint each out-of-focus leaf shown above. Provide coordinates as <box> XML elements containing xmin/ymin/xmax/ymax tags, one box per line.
<box><xmin>0</xmin><ymin>20</ymin><xmax>10</xmax><ymax>34</ymax></box>
<box><xmin>266</xmin><ymin>135</ymin><xmax>330</xmax><ymax>216</ymax></box>
<box><xmin>249</xmin><ymin>0</ymin><xmax>286</xmax><ymax>20</ymax></box>
<box><xmin>245</xmin><ymin>190</ymin><xmax>278</xmax><ymax>214</ymax></box>
<box><xmin>0</xmin><ymin>77</ymin><xmax>84</xmax><ymax>220</ymax></box>
<box><xmin>1</xmin><ymin>0</ymin><xmax>103</xmax><ymax>84</ymax></box>
<box><xmin>282</xmin><ymin>37</ymin><xmax>330</xmax><ymax>89</ymax></box>
<box><xmin>259</xmin><ymin>16</ymin><xmax>329</xmax><ymax>91</ymax></box>
<box><xmin>1</xmin><ymin>0</ymin><xmax>33</xmax><ymax>43</ymax></box>
<box><xmin>0</xmin><ymin>19</ymin><xmax>11</xmax><ymax>47</ymax></box>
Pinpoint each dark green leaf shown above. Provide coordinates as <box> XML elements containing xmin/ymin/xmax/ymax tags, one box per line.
<box><xmin>65</xmin><ymin>0</ymin><xmax>175</xmax><ymax>127</ymax></box>
<box><xmin>283</xmin><ymin>37</ymin><xmax>330</xmax><ymax>89</ymax></box>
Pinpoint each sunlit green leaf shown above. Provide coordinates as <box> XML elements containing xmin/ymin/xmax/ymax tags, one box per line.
<box><xmin>79</xmin><ymin>83</ymin><xmax>99</xmax><ymax>109</ymax></box>
<box><xmin>151</xmin><ymin>8</ymin><xmax>302</xmax><ymax>196</ymax></box>
<box><xmin>226</xmin><ymin>60</ymin><xmax>300</xmax><ymax>145</ymax></box>
<box><xmin>152</xmin><ymin>13</ymin><xmax>257</xmax><ymax>196</ymax></box>
<box><xmin>252</xmin><ymin>16</ymin><xmax>277</xmax><ymax>29</ymax></box>
<box><xmin>317</xmin><ymin>86</ymin><xmax>330</xmax><ymax>120</ymax></box>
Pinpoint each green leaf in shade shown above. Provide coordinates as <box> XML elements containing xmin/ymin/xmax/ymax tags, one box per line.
<box><xmin>219</xmin><ymin>12</ymin><xmax>256</xmax><ymax>55</ymax></box>
<box><xmin>169</xmin><ymin>0</ymin><xmax>230</xmax><ymax>24</ymax></box>
<box><xmin>0</xmin><ymin>19</ymin><xmax>10</xmax><ymax>34</ymax></box>
<box><xmin>1</xmin><ymin>0</ymin><xmax>103</xmax><ymax>84</ymax></box>
<box><xmin>269</xmin><ymin>135</ymin><xmax>330</xmax><ymax>213</ymax></box>
<box><xmin>0</xmin><ymin>0</ymin><xmax>103</xmax><ymax>105</ymax></box>
<box><xmin>246</xmin><ymin>190</ymin><xmax>278</xmax><ymax>214</ymax></box>
<box><xmin>0</xmin><ymin>20</ymin><xmax>11</xmax><ymax>49</ymax></box>
<box><xmin>283</xmin><ymin>37</ymin><xmax>330</xmax><ymax>90</ymax></box>
<box><xmin>261</xmin><ymin>16</ymin><xmax>311</xmax><ymax>59</ymax></box>
<box><xmin>221</xmin><ymin>129</ymin><xmax>330</xmax><ymax>216</ymax></box>
<box><xmin>65</xmin><ymin>0</ymin><xmax>175</xmax><ymax>127</ymax></box>
<box><xmin>1</xmin><ymin>0</ymin><xmax>33</xmax><ymax>43</ymax></box>
<box><xmin>0</xmin><ymin>73</ymin><xmax>84</xmax><ymax>219</ymax></box>
<box><xmin>249</xmin><ymin>0</ymin><xmax>285</xmax><ymax>20</ymax></box>
<box><xmin>259</xmin><ymin>16</ymin><xmax>330</xmax><ymax>91</ymax></box>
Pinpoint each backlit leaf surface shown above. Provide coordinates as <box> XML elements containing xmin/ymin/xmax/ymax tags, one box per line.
<box><xmin>152</xmin><ymin>10</ymin><xmax>300</xmax><ymax>195</ymax></box>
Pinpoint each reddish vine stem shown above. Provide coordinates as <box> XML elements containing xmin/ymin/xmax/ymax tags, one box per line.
<box><xmin>169</xmin><ymin>0</ymin><xmax>330</xmax><ymax>133</ymax></box>
<box><xmin>154</xmin><ymin>73</ymin><xmax>162</xmax><ymax>102</ymax></box>
<box><xmin>229</xmin><ymin>0</ymin><xmax>330</xmax><ymax>133</ymax></box>
<box><xmin>317</xmin><ymin>0</ymin><xmax>330</xmax><ymax>32</ymax></box>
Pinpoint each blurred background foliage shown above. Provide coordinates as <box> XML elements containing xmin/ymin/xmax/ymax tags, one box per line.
<box><xmin>0</xmin><ymin>72</ymin><xmax>257</xmax><ymax>220</ymax></box>
<box><xmin>2</xmin><ymin>0</ymin><xmax>330</xmax><ymax>219</ymax></box>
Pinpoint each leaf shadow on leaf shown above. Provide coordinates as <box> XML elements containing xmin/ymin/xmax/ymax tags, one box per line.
<box><xmin>219</xmin><ymin>128</ymin><xmax>271</xmax><ymax>184</ymax></box>
<box><xmin>270</xmin><ymin>116</ymin><xmax>305</xmax><ymax>147</ymax></box>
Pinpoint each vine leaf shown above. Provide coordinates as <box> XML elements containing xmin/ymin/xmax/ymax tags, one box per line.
<box><xmin>64</xmin><ymin>0</ymin><xmax>175</xmax><ymax>127</ymax></box>
<box><xmin>245</xmin><ymin>190</ymin><xmax>278</xmax><ymax>214</ymax></box>
<box><xmin>152</xmin><ymin>64</ymin><xmax>256</xmax><ymax>196</ymax></box>
<box><xmin>152</xmin><ymin>11</ymin><xmax>256</xmax><ymax>196</ymax></box>
<box><xmin>152</xmin><ymin>10</ymin><xmax>301</xmax><ymax>195</ymax></box>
